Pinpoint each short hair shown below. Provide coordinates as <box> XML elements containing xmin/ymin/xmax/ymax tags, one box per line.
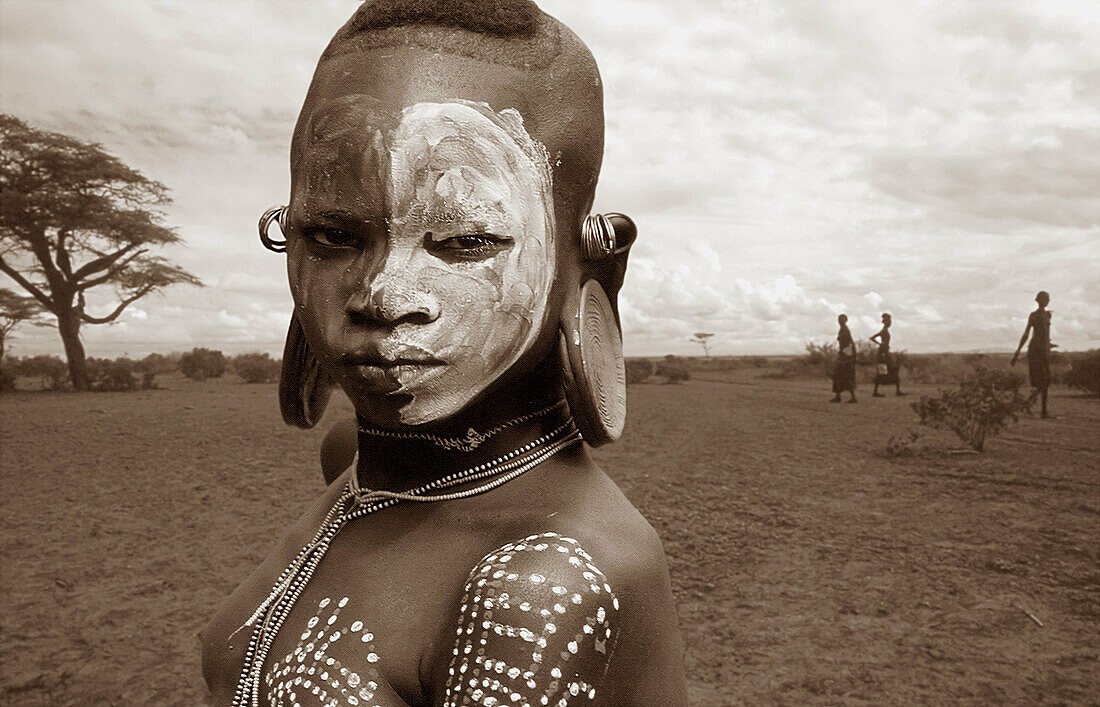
<box><xmin>338</xmin><ymin>0</ymin><xmax>539</xmax><ymax>37</ymax></box>
<box><xmin>296</xmin><ymin>0</ymin><xmax>605</xmax><ymax>217</ymax></box>
<box><xmin>1037</xmin><ymin>290</ymin><xmax>1049</xmax><ymax>300</ymax></box>
<box><xmin>321</xmin><ymin>0</ymin><xmax>563</xmax><ymax>70</ymax></box>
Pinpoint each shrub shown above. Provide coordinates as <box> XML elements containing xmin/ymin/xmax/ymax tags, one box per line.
<box><xmin>912</xmin><ymin>365</ymin><xmax>1032</xmax><ymax>452</ymax></box>
<box><xmin>86</xmin><ymin>357</ymin><xmax>137</xmax><ymax>392</ymax></box>
<box><xmin>18</xmin><ymin>354</ymin><xmax>69</xmax><ymax>390</ymax></box>
<box><xmin>624</xmin><ymin>357</ymin><xmax>655</xmax><ymax>384</ymax></box>
<box><xmin>179</xmin><ymin>347</ymin><xmax>227</xmax><ymax>381</ymax></box>
<box><xmin>138</xmin><ymin>352</ymin><xmax>178</xmax><ymax>375</ymax></box>
<box><xmin>233</xmin><ymin>352</ymin><xmax>280</xmax><ymax>384</ymax></box>
<box><xmin>1063</xmin><ymin>350</ymin><xmax>1100</xmax><ymax>397</ymax></box>
<box><xmin>885</xmin><ymin>429</ymin><xmax>921</xmax><ymax>458</ymax></box>
<box><xmin>656</xmin><ymin>355</ymin><xmax>690</xmax><ymax>384</ymax></box>
<box><xmin>0</xmin><ymin>361</ymin><xmax>15</xmax><ymax>392</ymax></box>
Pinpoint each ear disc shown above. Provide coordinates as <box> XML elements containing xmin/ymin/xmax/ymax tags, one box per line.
<box><xmin>559</xmin><ymin>280</ymin><xmax>626</xmax><ymax>446</ymax></box>
<box><xmin>279</xmin><ymin>312</ymin><xmax>333</xmax><ymax>428</ymax></box>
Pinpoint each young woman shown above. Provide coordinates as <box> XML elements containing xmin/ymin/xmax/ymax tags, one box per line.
<box><xmin>200</xmin><ymin>2</ymin><xmax>687</xmax><ymax>705</ymax></box>
<box><xmin>830</xmin><ymin>314</ymin><xmax>857</xmax><ymax>403</ymax></box>
<box><xmin>869</xmin><ymin>313</ymin><xmax>905</xmax><ymax>397</ymax></box>
<box><xmin>1012</xmin><ymin>290</ymin><xmax>1055</xmax><ymax>418</ymax></box>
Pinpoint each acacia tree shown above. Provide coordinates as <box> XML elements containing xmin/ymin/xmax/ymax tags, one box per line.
<box><xmin>0</xmin><ymin>287</ymin><xmax>49</xmax><ymax>362</ymax></box>
<box><xmin>691</xmin><ymin>332</ymin><xmax>714</xmax><ymax>357</ymax></box>
<box><xmin>0</xmin><ymin>115</ymin><xmax>201</xmax><ymax>390</ymax></box>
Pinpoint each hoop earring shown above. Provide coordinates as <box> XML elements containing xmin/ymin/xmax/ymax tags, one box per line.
<box><xmin>259</xmin><ymin>205</ymin><xmax>288</xmax><ymax>253</ymax></box>
<box><xmin>558</xmin><ymin>280</ymin><xmax>626</xmax><ymax>446</ymax></box>
<box><xmin>279</xmin><ymin>311</ymin><xmax>333</xmax><ymax>428</ymax></box>
<box><xmin>581</xmin><ymin>213</ymin><xmax>636</xmax><ymax>261</ymax></box>
<box><xmin>581</xmin><ymin>213</ymin><xmax>616</xmax><ymax>260</ymax></box>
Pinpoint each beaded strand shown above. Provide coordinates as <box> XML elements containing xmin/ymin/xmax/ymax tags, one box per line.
<box><xmin>230</xmin><ymin>420</ymin><xmax>580</xmax><ymax>707</ymax></box>
<box><xmin>356</xmin><ymin>400</ymin><xmax>566</xmax><ymax>452</ymax></box>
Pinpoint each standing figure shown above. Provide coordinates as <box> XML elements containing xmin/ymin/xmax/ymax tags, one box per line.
<box><xmin>200</xmin><ymin>2</ymin><xmax>688</xmax><ymax>705</ymax></box>
<box><xmin>830</xmin><ymin>314</ymin><xmax>857</xmax><ymax>403</ymax></box>
<box><xmin>869</xmin><ymin>313</ymin><xmax>906</xmax><ymax>397</ymax></box>
<box><xmin>1012</xmin><ymin>290</ymin><xmax>1055</xmax><ymax>418</ymax></box>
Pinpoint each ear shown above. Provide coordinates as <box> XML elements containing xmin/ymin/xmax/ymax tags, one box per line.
<box><xmin>558</xmin><ymin>211</ymin><xmax>636</xmax><ymax>447</ymax></box>
<box><xmin>579</xmin><ymin>212</ymin><xmax>636</xmax><ymax>321</ymax></box>
<box><xmin>279</xmin><ymin>311</ymin><xmax>334</xmax><ymax>428</ymax></box>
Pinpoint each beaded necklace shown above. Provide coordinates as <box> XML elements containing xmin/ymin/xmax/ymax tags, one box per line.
<box><xmin>356</xmin><ymin>400</ymin><xmax>565</xmax><ymax>453</ymax></box>
<box><xmin>230</xmin><ymin>419</ymin><xmax>581</xmax><ymax>707</ymax></box>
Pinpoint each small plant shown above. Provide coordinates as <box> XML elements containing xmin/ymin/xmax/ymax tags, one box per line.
<box><xmin>656</xmin><ymin>355</ymin><xmax>690</xmax><ymax>384</ymax></box>
<box><xmin>624</xmin><ymin>358</ymin><xmax>655</xmax><ymax>384</ymax></box>
<box><xmin>233</xmin><ymin>352</ymin><xmax>281</xmax><ymax>384</ymax></box>
<box><xmin>912</xmin><ymin>366</ymin><xmax>1032</xmax><ymax>452</ymax></box>
<box><xmin>885</xmin><ymin>429</ymin><xmax>921</xmax><ymax>458</ymax></box>
<box><xmin>1063</xmin><ymin>350</ymin><xmax>1100</xmax><ymax>397</ymax></box>
<box><xmin>179</xmin><ymin>347</ymin><xmax>227</xmax><ymax>381</ymax></box>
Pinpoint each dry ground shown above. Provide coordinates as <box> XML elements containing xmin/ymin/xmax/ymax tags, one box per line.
<box><xmin>1</xmin><ymin>371</ymin><xmax>1097</xmax><ymax>705</ymax></box>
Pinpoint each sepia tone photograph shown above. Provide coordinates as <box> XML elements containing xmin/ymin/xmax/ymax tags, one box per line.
<box><xmin>1</xmin><ymin>1</ymin><xmax>1097</xmax><ymax>705</ymax></box>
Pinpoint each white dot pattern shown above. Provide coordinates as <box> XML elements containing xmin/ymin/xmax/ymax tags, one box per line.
<box><xmin>442</xmin><ymin>533</ymin><xmax>619</xmax><ymax>707</ymax></box>
<box><xmin>264</xmin><ymin>597</ymin><xmax>383</xmax><ymax>707</ymax></box>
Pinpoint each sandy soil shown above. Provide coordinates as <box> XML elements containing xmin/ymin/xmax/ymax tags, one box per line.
<box><xmin>1</xmin><ymin>372</ymin><xmax>1097</xmax><ymax>705</ymax></box>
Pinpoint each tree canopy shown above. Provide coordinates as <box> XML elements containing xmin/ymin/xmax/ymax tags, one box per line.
<box><xmin>0</xmin><ymin>114</ymin><xmax>201</xmax><ymax>389</ymax></box>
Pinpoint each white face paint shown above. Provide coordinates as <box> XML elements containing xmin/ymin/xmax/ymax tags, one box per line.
<box><xmin>290</xmin><ymin>100</ymin><xmax>555</xmax><ymax>426</ymax></box>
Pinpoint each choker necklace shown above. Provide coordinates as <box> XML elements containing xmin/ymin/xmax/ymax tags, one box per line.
<box><xmin>356</xmin><ymin>400</ymin><xmax>566</xmax><ymax>453</ymax></box>
<box><xmin>230</xmin><ymin>418</ymin><xmax>581</xmax><ymax>707</ymax></box>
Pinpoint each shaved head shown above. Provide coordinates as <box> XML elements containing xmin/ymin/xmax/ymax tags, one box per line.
<box><xmin>292</xmin><ymin>0</ymin><xmax>604</xmax><ymax>227</ymax></box>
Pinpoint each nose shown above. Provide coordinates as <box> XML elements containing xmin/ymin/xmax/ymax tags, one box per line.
<box><xmin>346</xmin><ymin>270</ymin><xmax>440</xmax><ymax>326</ymax></box>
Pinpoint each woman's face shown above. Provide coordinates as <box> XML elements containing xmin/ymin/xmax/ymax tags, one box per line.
<box><xmin>287</xmin><ymin>97</ymin><xmax>556</xmax><ymax>426</ymax></box>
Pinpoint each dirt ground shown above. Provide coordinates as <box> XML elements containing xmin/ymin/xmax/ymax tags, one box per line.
<box><xmin>1</xmin><ymin>372</ymin><xmax>1097</xmax><ymax>705</ymax></box>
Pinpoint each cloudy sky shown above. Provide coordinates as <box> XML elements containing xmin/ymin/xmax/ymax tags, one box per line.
<box><xmin>2</xmin><ymin>0</ymin><xmax>1098</xmax><ymax>357</ymax></box>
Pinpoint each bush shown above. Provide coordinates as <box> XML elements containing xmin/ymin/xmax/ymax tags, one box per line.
<box><xmin>138</xmin><ymin>352</ymin><xmax>179</xmax><ymax>376</ymax></box>
<box><xmin>179</xmin><ymin>347</ymin><xmax>227</xmax><ymax>381</ymax></box>
<box><xmin>624</xmin><ymin>358</ymin><xmax>654</xmax><ymax>384</ymax></box>
<box><xmin>1063</xmin><ymin>350</ymin><xmax>1100</xmax><ymax>397</ymax></box>
<box><xmin>86</xmin><ymin>357</ymin><xmax>137</xmax><ymax>392</ymax></box>
<box><xmin>656</xmin><ymin>355</ymin><xmax>690</xmax><ymax>384</ymax></box>
<box><xmin>233</xmin><ymin>352</ymin><xmax>280</xmax><ymax>384</ymax></box>
<box><xmin>885</xmin><ymin>429</ymin><xmax>921</xmax><ymax>458</ymax></box>
<box><xmin>18</xmin><ymin>354</ymin><xmax>69</xmax><ymax>390</ymax></box>
<box><xmin>0</xmin><ymin>361</ymin><xmax>15</xmax><ymax>392</ymax></box>
<box><xmin>912</xmin><ymin>365</ymin><xmax>1032</xmax><ymax>452</ymax></box>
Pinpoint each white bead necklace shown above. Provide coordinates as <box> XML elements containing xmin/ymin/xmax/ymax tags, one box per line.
<box><xmin>229</xmin><ymin>419</ymin><xmax>581</xmax><ymax>707</ymax></box>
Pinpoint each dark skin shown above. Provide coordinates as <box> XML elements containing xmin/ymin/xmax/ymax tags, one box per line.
<box><xmin>201</xmin><ymin>45</ymin><xmax>687</xmax><ymax>706</ymax></box>
<box><xmin>830</xmin><ymin>314</ymin><xmax>857</xmax><ymax>403</ymax></box>
<box><xmin>869</xmin><ymin>314</ymin><xmax>905</xmax><ymax>397</ymax></box>
<box><xmin>1011</xmin><ymin>291</ymin><xmax>1055</xmax><ymax>418</ymax></box>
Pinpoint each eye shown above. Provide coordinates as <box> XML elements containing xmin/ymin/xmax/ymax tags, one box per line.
<box><xmin>304</xmin><ymin>228</ymin><xmax>360</xmax><ymax>249</ymax></box>
<box><xmin>428</xmin><ymin>233</ymin><xmax>512</xmax><ymax>260</ymax></box>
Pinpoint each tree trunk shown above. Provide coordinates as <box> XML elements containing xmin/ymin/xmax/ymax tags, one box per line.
<box><xmin>56</xmin><ymin>309</ymin><xmax>88</xmax><ymax>391</ymax></box>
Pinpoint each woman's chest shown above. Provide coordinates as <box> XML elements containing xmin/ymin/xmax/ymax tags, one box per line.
<box><xmin>202</xmin><ymin>503</ymin><xmax>478</xmax><ymax>707</ymax></box>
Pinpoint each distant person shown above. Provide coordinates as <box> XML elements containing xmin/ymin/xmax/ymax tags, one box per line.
<box><xmin>1012</xmin><ymin>290</ymin><xmax>1056</xmax><ymax>418</ymax></box>
<box><xmin>869</xmin><ymin>312</ymin><xmax>906</xmax><ymax>397</ymax></box>
<box><xmin>831</xmin><ymin>314</ymin><xmax>857</xmax><ymax>403</ymax></box>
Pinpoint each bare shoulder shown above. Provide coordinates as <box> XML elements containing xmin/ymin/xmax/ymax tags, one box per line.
<box><xmin>433</xmin><ymin>480</ymin><xmax>688</xmax><ymax>706</ymax></box>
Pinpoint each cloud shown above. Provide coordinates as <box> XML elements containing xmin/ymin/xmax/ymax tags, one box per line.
<box><xmin>2</xmin><ymin>0</ymin><xmax>1098</xmax><ymax>358</ymax></box>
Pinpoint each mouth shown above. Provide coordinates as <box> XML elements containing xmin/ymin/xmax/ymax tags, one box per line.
<box><xmin>339</xmin><ymin>346</ymin><xmax>445</xmax><ymax>392</ymax></box>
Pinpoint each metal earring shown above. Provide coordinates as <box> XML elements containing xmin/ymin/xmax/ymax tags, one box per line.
<box><xmin>581</xmin><ymin>213</ymin><xmax>616</xmax><ymax>260</ymax></box>
<box><xmin>259</xmin><ymin>205</ymin><xmax>288</xmax><ymax>253</ymax></box>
